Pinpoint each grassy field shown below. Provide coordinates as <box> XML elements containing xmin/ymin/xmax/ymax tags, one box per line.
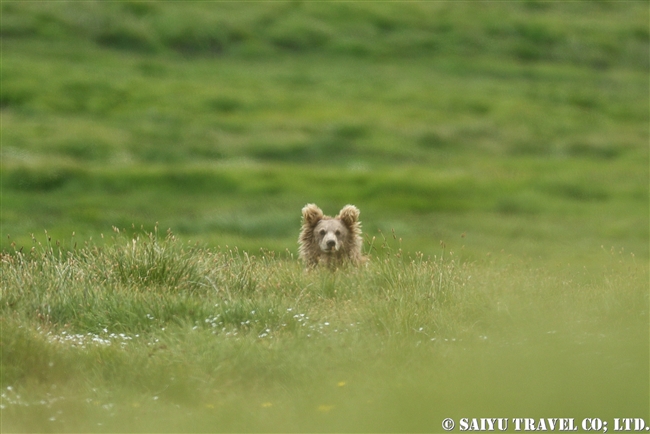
<box><xmin>2</xmin><ymin>231</ymin><xmax>648</xmax><ymax>432</ymax></box>
<box><xmin>1</xmin><ymin>1</ymin><xmax>649</xmax><ymax>432</ymax></box>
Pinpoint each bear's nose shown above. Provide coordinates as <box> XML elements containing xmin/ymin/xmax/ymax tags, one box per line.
<box><xmin>326</xmin><ymin>239</ymin><xmax>336</xmax><ymax>248</ymax></box>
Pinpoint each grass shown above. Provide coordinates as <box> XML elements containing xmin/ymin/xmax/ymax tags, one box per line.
<box><xmin>2</xmin><ymin>230</ymin><xmax>647</xmax><ymax>432</ymax></box>
<box><xmin>2</xmin><ymin>37</ymin><xmax>648</xmax><ymax>264</ymax></box>
<box><xmin>3</xmin><ymin>158</ymin><xmax>647</xmax><ymax>268</ymax></box>
<box><xmin>1</xmin><ymin>1</ymin><xmax>649</xmax><ymax>431</ymax></box>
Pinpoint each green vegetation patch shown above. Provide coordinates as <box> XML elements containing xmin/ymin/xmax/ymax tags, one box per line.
<box><xmin>1</xmin><ymin>233</ymin><xmax>647</xmax><ymax>431</ymax></box>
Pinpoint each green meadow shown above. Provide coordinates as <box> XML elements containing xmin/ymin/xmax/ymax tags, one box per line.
<box><xmin>1</xmin><ymin>2</ymin><xmax>648</xmax><ymax>432</ymax></box>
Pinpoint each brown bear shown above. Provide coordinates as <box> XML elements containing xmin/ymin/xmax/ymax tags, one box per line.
<box><xmin>298</xmin><ymin>203</ymin><xmax>364</xmax><ymax>268</ymax></box>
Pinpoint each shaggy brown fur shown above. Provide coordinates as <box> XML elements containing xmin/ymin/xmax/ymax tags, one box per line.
<box><xmin>298</xmin><ymin>203</ymin><xmax>364</xmax><ymax>268</ymax></box>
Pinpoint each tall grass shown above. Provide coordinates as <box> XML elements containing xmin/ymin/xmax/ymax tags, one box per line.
<box><xmin>2</xmin><ymin>228</ymin><xmax>478</xmax><ymax>337</ymax></box>
<box><xmin>2</xmin><ymin>231</ymin><xmax>647</xmax><ymax>431</ymax></box>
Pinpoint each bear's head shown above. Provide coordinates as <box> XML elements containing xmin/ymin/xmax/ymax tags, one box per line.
<box><xmin>299</xmin><ymin>204</ymin><xmax>362</xmax><ymax>267</ymax></box>
<box><xmin>313</xmin><ymin>215</ymin><xmax>349</xmax><ymax>253</ymax></box>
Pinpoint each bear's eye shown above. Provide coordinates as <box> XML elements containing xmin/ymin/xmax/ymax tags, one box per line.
<box><xmin>319</xmin><ymin>229</ymin><xmax>326</xmax><ymax>236</ymax></box>
<box><xmin>335</xmin><ymin>230</ymin><xmax>341</xmax><ymax>236</ymax></box>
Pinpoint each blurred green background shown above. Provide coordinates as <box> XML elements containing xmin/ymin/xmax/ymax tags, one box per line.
<box><xmin>2</xmin><ymin>1</ymin><xmax>648</xmax><ymax>264</ymax></box>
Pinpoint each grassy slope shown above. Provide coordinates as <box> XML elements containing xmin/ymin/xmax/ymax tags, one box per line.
<box><xmin>2</xmin><ymin>1</ymin><xmax>648</xmax><ymax>264</ymax></box>
<box><xmin>1</xmin><ymin>1</ymin><xmax>649</xmax><ymax>431</ymax></box>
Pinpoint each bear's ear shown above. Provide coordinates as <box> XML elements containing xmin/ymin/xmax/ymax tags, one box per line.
<box><xmin>302</xmin><ymin>204</ymin><xmax>324</xmax><ymax>226</ymax></box>
<box><xmin>337</xmin><ymin>205</ymin><xmax>359</xmax><ymax>227</ymax></box>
